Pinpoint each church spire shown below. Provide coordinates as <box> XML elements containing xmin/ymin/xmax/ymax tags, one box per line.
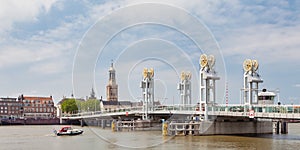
<box><xmin>89</xmin><ymin>87</ymin><xmax>96</xmax><ymax>99</ymax></box>
<box><xmin>109</xmin><ymin>60</ymin><xmax>116</xmax><ymax>84</ymax></box>
<box><xmin>106</xmin><ymin>61</ymin><xmax>118</xmax><ymax>101</ymax></box>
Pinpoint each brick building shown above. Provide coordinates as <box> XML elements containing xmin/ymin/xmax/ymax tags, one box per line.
<box><xmin>18</xmin><ymin>95</ymin><xmax>56</xmax><ymax>119</ymax></box>
<box><xmin>0</xmin><ymin>97</ymin><xmax>23</xmax><ymax>119</ymax></box>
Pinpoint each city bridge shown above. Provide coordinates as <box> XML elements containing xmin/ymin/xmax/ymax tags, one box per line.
<box><xmin>60</xmin><ymin>104</ymin><xmax>300</xmax><ymax>135</ymax></box>
<box><xmin>61</xmin><ymin>104</ymin><xmax>300</xmax><ymax>120</ymax></box>
<box><xmin>60</xmin><ymin>55</ymin><xmax>300</xmax><ymax>135</ymax></box>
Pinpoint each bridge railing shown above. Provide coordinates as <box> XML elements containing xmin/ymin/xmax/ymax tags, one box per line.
<box><xmin>62</xmin><ymin>106</ymin><xmax>144</xmax><ymax>117</ymax></box>
<box><xmin>61</xmin><ymin>104</ymin><xmax>300</xmax><ymax>118</ymax></box>
<box><xmin>61</xmin><ymin>104</ymin><xmax>200</xmax><ymax>117</ymax></box>
<box><xmin>153</xmin><ymin>104</ymin><xmax>198</xmax><ymax>111</ymax></box>
<box><xmin>212</xmin><ymin>104</ymin><xmax>300</xmax><ymax>114</ymax></box>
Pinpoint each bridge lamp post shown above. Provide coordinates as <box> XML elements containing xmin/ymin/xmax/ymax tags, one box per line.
<box><xmin>275</xmin><ymin>88</ymin><xmax>280</xmax><ymax>104</ymax></box>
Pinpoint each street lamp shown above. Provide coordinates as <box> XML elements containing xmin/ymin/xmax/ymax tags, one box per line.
<box><xmin>275</xmin><ymin>88</ymin><xmax>280</xmax><ymax>104</ymax></box>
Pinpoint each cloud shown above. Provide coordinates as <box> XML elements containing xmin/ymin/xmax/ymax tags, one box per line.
<box><xmin>0</xmin><ymin>0</ymin><xmax>57</xmax><ymax>34</ymax></box>
<box><xmin>294</xmin><ymin>84</ymin><xmax>300</xmax><ymax>88</ymax></box>
<box><xmin>219</xmin><ymin>24</ymin><xmax>300</xmax><ymax>63</ymax></box>
<box><xmin>29</xmin><ymin>60</ymin><xmax>67</xmax><ymax>75</ymax></box>
<box><xmin>0</xmin><ymin>38</ymin><xmax>73</xmax><ymax>69</ymax></box>
<box><xmin>0</xmin><ymin>0</ymin><xmax>299</xmax><ymax>103</ymax></box>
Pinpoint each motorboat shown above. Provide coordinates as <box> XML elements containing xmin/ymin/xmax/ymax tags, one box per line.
<box><xmin>54</xmin><ymin>126</ymin><xmax>83</xmax><ymax>136</ymax></box>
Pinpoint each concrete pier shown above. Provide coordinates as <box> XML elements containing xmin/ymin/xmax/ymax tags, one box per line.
<box><xmin>165</xmin><ymin>117</ymin><xmax>273</xmax><ymax>136</ymax></box>
<box><xmin>111</xmin><ymin>119</ymin><xmax>161</xmax><ymax>132</ymax></box>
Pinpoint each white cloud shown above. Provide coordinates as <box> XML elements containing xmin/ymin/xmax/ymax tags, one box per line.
<box><xmin>220</xmin><ymin>24</ymin><xmax>300</xmax><ymax>64</ymax></box>
<box><xmin>0</xmin><ymin>38</ymin><xmax>73</xmax><ymax>69</ymax></box>
<box><xmin>0</xmin><ymin>0</ymin><xmax>57</xmax><ymax>34</ymax></box>
<box><xmin>29</xmin><ymin>60</ymin><xmax>66</xmax><ymax>74</ymax></box>
<box><xmin>0</xmin><ymin>0</ymin><xmax>299</xmax><ymax>103</ymax></box>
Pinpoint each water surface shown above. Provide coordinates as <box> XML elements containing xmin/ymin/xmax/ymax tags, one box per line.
<box><xmin>0</xmin><ymin>124</ymin><xmax>300</xmax><ymax>150</ymax></box>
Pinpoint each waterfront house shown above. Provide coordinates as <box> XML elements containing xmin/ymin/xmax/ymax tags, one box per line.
<box><xmin>18</xmin><ymin>95</ymin><xmax>57</xmax><ymax>119</ymax></box>
<box><xmin>0</xmin><ymin>97</ymin><xmax>23</xmax><ymax>119</ymax></box>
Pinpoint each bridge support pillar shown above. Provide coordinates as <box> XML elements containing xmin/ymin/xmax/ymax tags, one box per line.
<box><xmin>199</xmin><ymin>54</ymin><xmax>220</xmax><ymax>121</ymax></box>
<box><xmin>101</xmin><ymin>120</ymin><xmax>106</xmax><ymax>129</ymax></box>
<box><xmin>57</xmin><ymin>105</ymin><xmax>63</xmax><ymax>124</ymax></box>
<box><xmin>177</xmin><ymin>71</ymin><xmax>192</xmax><ymax>108</ymax></box>
<box><xmin>80</xmin><ymin>119</ymin><xmax>84</xmax><ymax>127</ymax></box>
<box><xmin>140</xmin><ymin>68</ymin><xmax>154</xmax><ymax>120</ymax></box>
<box><xmin>281</xmin><ymin>121</ymin><xmax>288</xmax><ymax>134</ymax></box>
<box><xmin>275</xmin><ymin>121</ymin><xmax>288</xmax><ymax>134</ymax></box>
<box><xmin>276</xmin><ymin>121</ymin><xmax>280</xmax><ymax>134</ymax></box>
<box><xmin>242</xmin><ymin>59</ymin><xmax>263</xmax><ymax>111</ymax></box>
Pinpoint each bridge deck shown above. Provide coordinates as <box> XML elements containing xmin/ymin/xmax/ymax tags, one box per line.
<box><xmin>61</xmin><ymin>104</ymin><xmax>300</xmax><ymax>120</ymax></box>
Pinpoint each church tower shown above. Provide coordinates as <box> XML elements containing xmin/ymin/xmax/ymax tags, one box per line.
<box><xmin>106</xmin><ymin>62</ymin><xmax>118</xmax><ymax>101</ymax></box>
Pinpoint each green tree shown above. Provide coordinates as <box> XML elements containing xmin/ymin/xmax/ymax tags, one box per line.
<box><xmin>61</xmin><ymin>98</ymin><xmax>79</xmax><ymax>114</ymax></box>
<box><xmin>81</xmin><ymin>99</ymin><xmax>100</xmax><ymax>112</ymax></box>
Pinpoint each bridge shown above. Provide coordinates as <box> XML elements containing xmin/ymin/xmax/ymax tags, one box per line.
<box><xmin>60</xmin><ymin>55</ymin><xmax>299</xmax><ymax>135</ymax></box>
<box><xmin>61</xmin><ymin>104</ymin><xmax>300</xmax><ymax>120</ymax></box>
<box><xmin>60</xmin><ymin>104</ymin><xmax>300</xmax><ymax>135</ymax></box>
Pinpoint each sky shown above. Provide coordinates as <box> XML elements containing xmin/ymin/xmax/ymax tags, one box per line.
<box><xmin>0</xmin><ymin>0</ymin><xmax>300</xmax><ymax>105</ymax></box>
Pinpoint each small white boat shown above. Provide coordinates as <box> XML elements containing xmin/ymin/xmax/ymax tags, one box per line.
<box><xmin>54</xmin><ymin>126</ymin><xmax>83</xmax><ymax>136</ymax></box>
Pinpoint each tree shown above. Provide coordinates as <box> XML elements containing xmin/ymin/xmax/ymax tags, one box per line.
<box><xmin>61</xmin><ymin>98</ymin><xmax>101</xmax><ymax>113</ymax></box>
<box><xmin>61</xmin><ymin>98</ymin><xmax>79</xmax><ymax>114</ymax></box>
<box><xmin>81</xmin><ymin>99</ymin><xmax>100</xmax><ymax>112</ymax></box>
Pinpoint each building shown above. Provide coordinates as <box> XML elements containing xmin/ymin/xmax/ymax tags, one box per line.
<box><xmin>106</xmin><ymin>62</ymin><xmax>118</xmax><ymax>101</ymax></box>
<box><xmin>18</xmin><ymin>95</ymin><xmax>56</xmax><ymax>119</ymax></box>
<box><xmin>100</xmin><ymin>99</ymin><xmax>132</xmax><ymax>112</ymax></box>
<box><xmin>0</xmin><ymin>97</ymin><xmax>22</xmax><ymax>119</ymax></box>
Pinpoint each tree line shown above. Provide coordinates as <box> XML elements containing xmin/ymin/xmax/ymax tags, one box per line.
<box><xmin>61</xmin><ymin>98</ymin><xmax>100</xmax><ymax>114</ymax></box>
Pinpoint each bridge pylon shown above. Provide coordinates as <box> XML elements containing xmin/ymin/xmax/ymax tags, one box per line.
<box><xmin>177</xmin><ymin>71</ymin><xmax>192</xmax><ymax>108</ymax></box>
<box><xmin>140</xmin><ymin>68</ymin><xmax>155</xmax><ymax>120</ymax></box>
<box><xmin>242</xmin><ymin>59</ymin><xmax>263</xmax><ymax>111</ymax></box>
<box><xmin>199</xmin><ymin>54</ymin><xmax>220</xmax><ymax>121</ymax></box>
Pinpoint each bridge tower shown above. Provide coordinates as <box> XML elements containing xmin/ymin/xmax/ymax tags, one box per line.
<box><xmin>242</xmin><ymin>59</ymin><xmax>263</xmax><ymax>111</ymax></box>
<box><xmin>199</xmin><ymin>54</ymin><xmax>220</xmax><ymax>120</ymax></box>
<box><xmin>177</xmin><ymin>71</ymin><xmax>192</xmax><ymax>107</ymax></box>
<box><xmin>140</xmin><ymin>68</ymin><xmax>154</xmax><ymax>120</ymax></box>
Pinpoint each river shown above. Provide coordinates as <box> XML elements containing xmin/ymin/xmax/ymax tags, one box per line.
<box><xmin>0</xmin><ymin>123</ymin><xmax>300</xmax><ymax>150</ymax></box>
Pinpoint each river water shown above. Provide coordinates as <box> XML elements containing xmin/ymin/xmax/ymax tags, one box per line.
<box><xmin>0</xmin><ymin>123</ymin><xmax>300</xmax><ymax>150</ymax></box>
